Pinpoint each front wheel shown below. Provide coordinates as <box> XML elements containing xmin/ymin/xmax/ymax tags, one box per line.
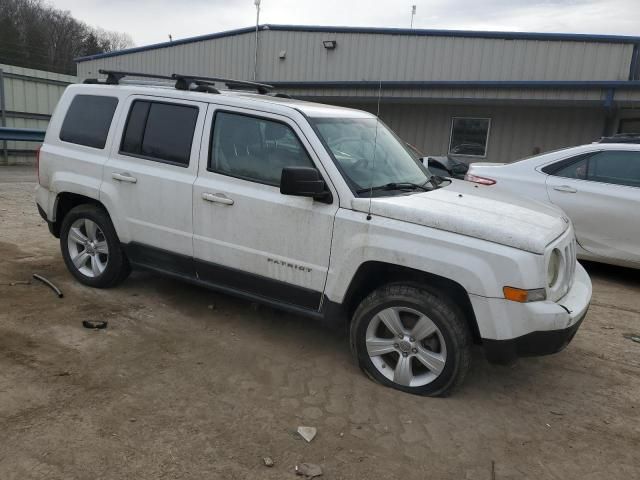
<box><xmin>350</xmin><ymin>284</ymin><xmax>472</xmax><ymax>397</ymax></box>
<box><xmin>60</xmin><ymin>204</ymin><xmax>130</xmax><ymax>288</ymax></box>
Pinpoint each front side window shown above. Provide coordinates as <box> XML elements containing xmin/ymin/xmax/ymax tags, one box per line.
<box><xmin>310</xmin><ymin>117</ymin><xmax>430</xmax><ymax>195</ymax></box>
<box><xmin>120</xmin><ymin>100</ymin><xmax>198</xmax><ymax>166</ymax></box>
<box><xmin>209</xmin><ymin>111</ymin><xmax>314</xmax><ymax>186</ymax></box>
<box><xmin>59</xmin><ymin>95</ymin><xmax>118</xmax><ymax>149</ymax></box>
<box><xmin>448</xmin><ymin>117</ymin><xmax>490</xmax><ymax>157</ymax></box>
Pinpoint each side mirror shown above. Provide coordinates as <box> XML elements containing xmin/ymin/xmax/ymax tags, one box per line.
<box><xmin>280</xmin><ymin>167</ymin><xmax>331</xmax><ymax>202</ymax></box>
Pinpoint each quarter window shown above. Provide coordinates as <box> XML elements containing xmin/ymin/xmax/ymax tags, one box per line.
<box><xmin>59</xmin><ymin>95</ymin><xmax>118</xmax><ymax>149</ymax></box>
<box><xmin>448</xmin><ymin>117</ymin><xmax>490</xmax><ymax>157</ymax></box>
<box><xmin>209</xmin><ymin>111</ymin><xmax>314</xmax><ymax>186</ymax></box>
<box><xmin>550</xmin><ymin>156</ymin><xmax>589</xmax><ymax>180</ymax></box>
<box><xmin>120</xmin><ymin>100</ymin><xmax>198</xmax><ymax>166</ymax></box>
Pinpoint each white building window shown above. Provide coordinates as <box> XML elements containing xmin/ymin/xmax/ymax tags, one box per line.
<box><xmin>448</xmin><ymin>117</ymin><xmax>491</xmax><ymax>157</ymax></box>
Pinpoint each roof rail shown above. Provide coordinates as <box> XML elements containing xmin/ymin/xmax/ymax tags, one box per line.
<box><xmin>85</xmin><ymin>69</ymin><xmax>274</xmax><ymax>95</ymax></box>
<box><xmin>598</xmin><ymin>133</ymin><xmax>640</xmax><ymax>144</ymax></box>
<box><xmin>171</xmin><ymin>74</ymin><xmax>274</xmax><ymax>94</ymax></box>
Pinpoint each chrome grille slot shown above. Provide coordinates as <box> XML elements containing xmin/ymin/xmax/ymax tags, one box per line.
<box><xmin>547</xmin><ymin>228</ymin><xmax>576</xmax><ymax>302</ymax></box>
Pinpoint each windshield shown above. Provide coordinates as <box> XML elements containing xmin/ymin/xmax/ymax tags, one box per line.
<box><xmin>310</xmin><ymin>117</ymin><xmax>431</xmax><ymax>195</ymax></box>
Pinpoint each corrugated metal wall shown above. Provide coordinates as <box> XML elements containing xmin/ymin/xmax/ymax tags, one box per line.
<box><xmin>342</xmin><ymin>102</ymin><xmax>605</xmax><ymax>163</ymax></box>
<box><xmin>258</xmin><ymin>31</ymin><xmax>633</xmax><ymax>82</ymax></box>
<box><xmin>77</xmin><ymin>29</ymin><xmax>635</xmax><ymax>84</ymax></box>
<box><xmin>0</xmin><ymin>63</ymin><xmax>76</xmax><ymax>165</ymax></box>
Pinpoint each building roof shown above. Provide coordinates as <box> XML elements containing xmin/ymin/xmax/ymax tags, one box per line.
<box><xmin>75</xmin><ymin>24</ymin><xmax>640</xmax><ymax>63</ymax></box>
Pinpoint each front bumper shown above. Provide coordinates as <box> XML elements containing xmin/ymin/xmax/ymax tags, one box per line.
<box><xmin>470</xmin><ymin>262</ymin><xmax>592</xmax><ymax>364</ymax></box>
<box><xmin>483</xmin><ymin>308</ymin><xmax>587</xmax><ymax>364</ymax></box>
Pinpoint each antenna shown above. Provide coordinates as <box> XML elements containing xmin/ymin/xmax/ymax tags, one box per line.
<box><xmin>366</xmin><ymin>79</ymin><xmax>383</xmax><ymax>221</ymax></box>
<box><xmin>254</xmin><ymin>0</ymin><xmax>261</xmax><ymax>81</ymax></box>
<box><xmin>410</xmin><ymin>5</ymin><xmax>417</xmax><ymax>28</ymax></box>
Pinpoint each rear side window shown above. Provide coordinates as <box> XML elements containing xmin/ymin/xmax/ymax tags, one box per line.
<box><xmin>588</xmin><ymin>151</ymin><xmax>640</xmax><ymax>187</ymax></box>
<box><xmin>59</xmin><ymin>95</ymin><xmax>118</xmax><ymax>149</ymax></box>
<box><xmin>543</xmin><ymin>151</ymin><xmax>640</xmax><ymax>187</ymax></box>
<box><xmin>120</xmin><ymin>100</ymin><xmax>198</xmax><ymax>166</ymax></box>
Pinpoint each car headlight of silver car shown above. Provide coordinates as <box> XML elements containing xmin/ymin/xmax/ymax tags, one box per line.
<box><xmin>547</xmin><ymin>248</ymin><xmax>562</xmax><ymax>288</ymax></box>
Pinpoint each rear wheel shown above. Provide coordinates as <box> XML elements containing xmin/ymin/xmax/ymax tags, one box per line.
<box><xmin>60</xmin><ymin>204</ymin><xmax>130</xmax><ymax>288</ymax></box>
<box><xmin>350</xmin><ymin>283</ymin><xmax>472</xmax><ymax>396</ymax></box>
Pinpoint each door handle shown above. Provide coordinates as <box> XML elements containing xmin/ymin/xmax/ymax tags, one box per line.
<box><xmin>553</xmin><ymin>185</ymin><xmax>577</xmax><ymax>193</ymax></box>
<box><xmin>202</xmin><ymin>192</ymin><xmax>234</xmax><ymax>205</ymax></box>
<box><xmin>112</xmin><ymin>172</ymin><xmax>137</xmax><ymax>183</ymax></box>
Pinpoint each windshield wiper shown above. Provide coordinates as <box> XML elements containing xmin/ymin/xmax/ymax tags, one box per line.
<box><xmin>356</xmin><ymin>182</ymin><xmax>430</xmax><ymax>194</ymax></box>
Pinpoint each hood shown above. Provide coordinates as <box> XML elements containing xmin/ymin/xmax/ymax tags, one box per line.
<box><xmin>351</xmin><ymin>180</ymin><xmax>568</xmax><ymax>254</ymax></box>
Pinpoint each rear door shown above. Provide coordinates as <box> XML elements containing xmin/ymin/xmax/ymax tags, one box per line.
<box><xmin>102</xmin><ymin>96</ymin><xmax>207</xmax><ymax>271</ymax></box>
<box><xmin>192</xmin><ymin>106</ymin><xmax>339</xmax><ymax>311</ymax></box>
<box><xmin>545</xmin><ymin>150</ymin><xmax>640</xmax><ymax>264</ymax></box>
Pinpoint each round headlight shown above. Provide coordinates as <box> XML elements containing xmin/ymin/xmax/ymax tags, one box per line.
<box><xmin>547</xmin><ymin>248</ymin><xmax>561</xmax><ymax>288</ymax></box>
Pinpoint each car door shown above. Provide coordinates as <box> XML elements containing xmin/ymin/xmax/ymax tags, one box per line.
<box><xmin>102</xmin><ymin>96</ymin><xmax>207</xmax><ymax>271</ymax></box>
<box><xmin>545</xmin><ymin>150</ymin><xmax>640</xmax><ymax>265</ymax></box>
<box><xmin>192</xmin><ymin>106</ymin><xmax>339</xmax><ymax>311</ymax></box>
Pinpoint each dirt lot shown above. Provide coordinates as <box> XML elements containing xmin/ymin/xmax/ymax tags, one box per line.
<box><xmin>1</xmin><ymin>166</ymin><xmax>639</xmax><ymax>479</ymax></box>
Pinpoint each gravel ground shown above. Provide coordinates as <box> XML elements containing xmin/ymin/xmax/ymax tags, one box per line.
<box><xmin>1</xmin><ymin>167</ymin><xmax>639</xmax><ymax>479</ymax></box>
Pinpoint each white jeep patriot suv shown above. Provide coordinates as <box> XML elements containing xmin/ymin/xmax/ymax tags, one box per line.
<box><xmin>35</xmin><ymin>71</ymin><xmax>592</xmax><ymax>396</ymax></box>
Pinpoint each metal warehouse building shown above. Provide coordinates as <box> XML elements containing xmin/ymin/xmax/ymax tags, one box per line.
<box><xmin>76</xmin><ymin>25</ymin><xmax>640</xmax><ymax>164</ymax></box>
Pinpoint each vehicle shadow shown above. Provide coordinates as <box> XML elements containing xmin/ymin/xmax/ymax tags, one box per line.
<box><xmin>581</xmin><ymin>260</ymin><xmax>640</xmax><ymax>286</ymax></box>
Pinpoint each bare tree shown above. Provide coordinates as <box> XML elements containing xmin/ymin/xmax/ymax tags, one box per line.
<box><xmin>0</xmin><ymin>0</ymin><xmax>134</xmax><ymax>74</ymax></box>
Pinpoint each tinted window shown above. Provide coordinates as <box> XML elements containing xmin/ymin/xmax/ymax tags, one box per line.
<box><xmin>121</xmin><ymin>101</ymin><xmax>149</xmax><ymax>154</ymax></box>
<box><xmin>448</xmin><ymin>118</ymin><xmax>490</xmax><ymax>157</ymax></box>
<box><xmin>120</xmin><ymin>101</ymin><xmax>198</xmax><ymax>166</ymax></box>
<box><xmin>551</xmin><ymin>156</ymin><xmax>589</xmax><ymax>180</ymax></box>
<box><xmin>210</xmin><ymin>112</ymin><xmax>314</xmax><ymax>185</ymax></box>
<box><xmin>59</xmin><ymin>95</ymin><xmax>118</xmax><ymax>149</ymax></box>
<box><xmin>588</xmin><ymin>151</ymin><xmax>640</xmax><ymax>187</ymax></box>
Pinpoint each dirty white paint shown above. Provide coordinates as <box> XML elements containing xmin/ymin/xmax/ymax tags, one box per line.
<box><xmin>352</xmin><ymin>179</ymin><xmax>567</xmax><ymax>255</ymax></box>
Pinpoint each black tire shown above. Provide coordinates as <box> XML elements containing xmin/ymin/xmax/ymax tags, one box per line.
<box><xmin>60</xmin><ymin>204</ymin><xmax>130</xmax><ymax>288</ymax></box>
<box><xmin>350</xmin><ymin>283</ymin><xmax>472</xmax><ymax>397</ymax></box>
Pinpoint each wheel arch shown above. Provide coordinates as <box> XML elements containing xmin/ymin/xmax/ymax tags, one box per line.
<box><xmin>340</xmin><ymin>261</ymin><xmax>481</xmax><ymax>343</ymax></box>
<box><xmin>51</xmin><ymin>192</ymin><xmax>110</xmax><ymax>238</ymax></box>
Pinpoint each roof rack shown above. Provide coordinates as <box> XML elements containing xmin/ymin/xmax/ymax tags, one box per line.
<box><xmin>84</xmin><ymin>70</ymin><xmax>275</xmax><ymax>95</ymax></box>
<box><xmin>598</xmin><ymin>133</ymin><xmax>640</xmax><ymax>144</ymax></box>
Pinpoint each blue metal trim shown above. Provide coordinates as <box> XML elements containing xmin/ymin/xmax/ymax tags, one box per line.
<box><xmin>265</xmin><ymin>24</ymin><xmax>640</xmax><ymax>43</ymax></box>
<box><xmin>75</xmin><ymin>24</ymin><xmax>640</xmax><ymax>63</ymax></box>
<box><xmin>267</xmin><ymin>80</ymin><xmax>640</xmax><ymax>89</ymax></box>
<box><xmin>0</xmin><ymin>127</ymin><xmax>46</xmax><ymax>142</ymax></box>
<box><xmin>604</xmin><ymin>88</ymin><xmax>615</xmax><ymax>109</ymax></box>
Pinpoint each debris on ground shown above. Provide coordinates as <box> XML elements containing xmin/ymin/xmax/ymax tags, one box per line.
<box><xmin>295</xmin><ymin>462</ymin><xmax>323</xmax><ymax>478</ymax></box>
<box><xmin>601</xmin><ymin>326</ymin><xmax>615</xmax><ymax>330</ymax></box>
<box><xmin>262</xmin><ymin>456</ymin><xmax>274</xmax><ymax>467</ymax></box>
<box><xmin>32</xmin><ymin>273</ymin><xmax>63</xmax><ymax>298</ymax></box>
<box><xmin>82</xmin><ymin>320</ymin><xmax>108</xmax><ymax>330</ymax></box>
<box><xmin>297</xmin><ymin>426</ymin><xmax>317</xmax><ymax>443</ymax></box>
<box><xmin>9</xmin><ymin>280</ymin><xmax>31</xmax><ymax>286</ymax></box>
<box><xmin>623</xmin><ymin>333</ymin><xmax>640</xmax><ymax>344</ymax></box>
<box><xmin>207</xmin><ymin>304</ymin><xmax>216</xmax><ymax>310</ymax></box>
<box><xmin>550</xmin><ymin>410</ymin><xmax>565</xmax><ymax>416</ymax></box>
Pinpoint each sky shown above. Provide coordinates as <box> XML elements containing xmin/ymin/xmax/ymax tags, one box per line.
<box><xmin>51</xmin><ymin>0</ymin><xmax>640</xmax><ymax>47</ymax></box>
